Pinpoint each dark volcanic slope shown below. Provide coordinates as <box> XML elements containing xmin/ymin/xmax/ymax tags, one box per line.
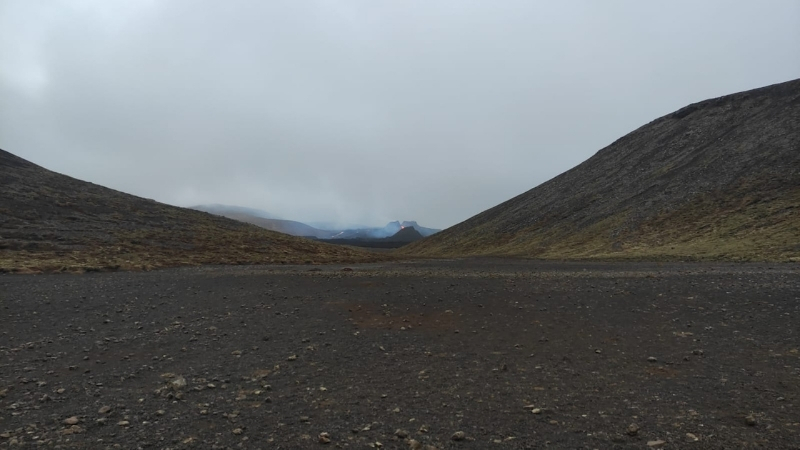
<box><xmin>0</xmin><ymin>150</ymin><xmax>382</xmax><ymax>272</ymax></box>
<box><xmin>403</xmin><ymin>79</ymin><xmax>800</xmax><ymax>261</ymax></box>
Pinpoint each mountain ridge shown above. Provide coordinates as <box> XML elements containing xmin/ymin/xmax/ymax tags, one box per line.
<box><xmin>191</xmin><ymin>205</ymin><xmax>440</xmax><ymax>239</ymax></box>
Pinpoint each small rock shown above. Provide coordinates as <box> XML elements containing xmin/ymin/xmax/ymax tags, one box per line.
<box><xmin>288</xmin><ymin>355</ymin><xmax>298</xmax><ymax>361</ymax></box>
<box><xmin>232</xmin><ymin>428</ymin><xmax>243</xmax><ymax>435</ymax></box>
<box><xmin>117</xmin><ymin>420</ymin><xmax>130</xmax><ymax>427</ymax></box>
<box><xmin>60</xmin><ymin>425</ymin><xmax>84</xmax><ymax>435</ymax></box>
<box><xmin>647</xmin><ymin>357</ymin><xmax>657</xmax><ymax>363</ymax></box>
<box><xmin>300</xmin><ymin>416</ymin><xmax>310</xmax><ymax>422</ymax></box>
<box><xmin>418</xmin><ymin>424</ymin><xmax>429</xmax><ymax>433</ymax></box>
<box><xmin>64</xmin><ymin>416</ymin><xmax>79</xmax><ymax>425</ymax></box>
<box><xmin>626</xmin><ymin>423</ymin><xmax>639</xmax><ymax>436</ymax></box>
<box><xmin>170</xmin><ymin>376</ymin><xmax>187</xmax><ymax>390</ymax></box>
<box><xmin>647</xmin><ymin>440</ymin><xmax>666</xmax><ymax>448</ymax></box>
<box><xmin>408</xmin><ymin>439</ymin><xmax>422</xmax><ymax>450</ymax></box>
<box><xmin>686</xmin><ymin>432</ymin><xmax>699</xmax><ymax>442</ymax></box>
<box><xmin>319</xmin><ymin>432</ymin><xmax>331</xmax><ymax>444</ymax></box>
<box><xmin>451</xmin><ymin>431</ymin><xmax>466</xmax><ymax>441</ymax></box>
<box><xmin>745</xmin><ymin>414</ymin><xmax>757</xmax><ymax>426</ymax></box>
<box><xmin>98</xmin><ymin>406</ymin><xmax>111</xmax><ymax>414</ymax></box>
<box><xmin>531</xmin><ymin>408</ymin><xmax>542</xmax><ymax>414</ymax></box>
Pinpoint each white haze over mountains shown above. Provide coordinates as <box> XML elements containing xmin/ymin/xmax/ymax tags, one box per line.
<box><xmin>1</xmin><ymin>1</ymin><xmax>799</xmax><ymax>229</ymax></box>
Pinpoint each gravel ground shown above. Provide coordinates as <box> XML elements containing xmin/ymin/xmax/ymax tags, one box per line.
<box><xmin>1</xmin><ymin>259</ymin><xmax>799</xmax><ymax>449</ymax></box>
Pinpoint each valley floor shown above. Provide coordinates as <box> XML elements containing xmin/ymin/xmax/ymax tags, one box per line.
<box><xmin>1</xmin><ymin>259</ymin><xmax>799</xmax><ymax>449</ymax></box>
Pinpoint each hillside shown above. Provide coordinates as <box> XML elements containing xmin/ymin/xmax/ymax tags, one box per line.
<box><xmin>191</xmin><ymin>204</ymin><xmax>278</xmax><ymax>220</ymax></box>
<box><xmin>191</xmin><ymin>207</ymin><xmax>335</xmax><ymax>239</ymax></box>
<box><xmin>402</xmin><ymin>78</ymin><xmax>800</xmax><ymax>261</ymax></box>
<box><xmin>226</xmin><ymin>215</ymin><xmax>333</xmax><ymax>239</ymax></box>
<box><xmin>0</xmin><ymin>150</ymin><xmax>383</xmax><ymax>272</ymax></box>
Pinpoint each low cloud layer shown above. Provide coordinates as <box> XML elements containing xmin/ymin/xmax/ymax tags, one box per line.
<box><xmin>2</xmin><ymin>1</ymin><xmax>798</xmax><ymax>228</ymax></box>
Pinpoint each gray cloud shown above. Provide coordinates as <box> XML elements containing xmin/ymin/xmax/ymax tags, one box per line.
<box><xmin>2</xmin><ymin>0</ymin><xmax>799</xmax><ymax>229</ymax></box>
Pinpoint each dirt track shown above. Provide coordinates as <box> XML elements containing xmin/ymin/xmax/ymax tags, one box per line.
<box><xmin>1</xmin><ymin>259</ymin><xmax>799</xmax><ymax>449</ymax></box>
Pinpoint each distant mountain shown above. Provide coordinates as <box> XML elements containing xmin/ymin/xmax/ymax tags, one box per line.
<box><xmin>399</xmin><ymin>221</ymin><xmax>439</xmax><ymax>237</ymax></box>
<box><xmin>402</xmin><ymin>78</ymin><xmax>800</xmax><ymax>261</ymax></box>
<box><xmin>387</xmin><ymin>226</ymin><xmax>424</xmax><ymax>243</ymax></box>
<box><xmin>198</xmin><ymin>210</ymin><xmax>336</xmax><ymax>239</ymax></box>
<box><xmin>331</xmin><ymin>221</ymin><xmax>441</xmax><ymax>239</ymax></box>
<box><xmin>307</xmin><ymin>221</ymin><xmax>372</xmax><ymax>231</ymax></box>
<box><xmin>318</xmin><ymin>226</ymin><xmax>425</xmax><ymax>249</ymax></box>
<box><xmin>0</xmin><ymin>150</ymin><xmax>381</xmax><ymax>272</ymax></box>
<box><xmin>191</xmin><ymin>206</ymin><xmax>442</xmax><ymax>241</ymax></box>
<box><xmin>191</xmin><ymin>204</ymin><xmax>278</xmax><ymax>219</ymax></box>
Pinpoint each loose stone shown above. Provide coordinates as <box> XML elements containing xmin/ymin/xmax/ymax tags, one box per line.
<box><xmin>319</xmin><ymin>432</ymin><xmax>331</xmax><ymax>444</ymax></box>
<box><xmin>63</xmin><ymin>416</ymin><xmax>79</xmax><ymax>425</ymax></box>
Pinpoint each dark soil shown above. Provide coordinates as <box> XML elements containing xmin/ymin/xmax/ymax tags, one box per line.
<box><xmin>1</xmin><ymin>259</ymin><xmax>799</xmax><ymax>449</ymax></box>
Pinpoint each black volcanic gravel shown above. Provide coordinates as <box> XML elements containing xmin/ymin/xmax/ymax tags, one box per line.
<box><xmin>1</xmin><ymin>259</ymin><xmax>799</xmax><ymax>449</ymax></box>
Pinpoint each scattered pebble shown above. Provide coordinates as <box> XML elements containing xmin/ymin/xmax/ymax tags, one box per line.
<box><xmin>170</xmin><ymin>376</ymin><xmax>187</xmax><ymax>390</ymax></box>
<box><xmin>451</xmin><ymin>431</ymin><xmax>466</xmax><ymax>441</ymax></box>
<box><xmin>64</xmin><ymin>416</ymin><xmax>79</xmax><ymax>425</ymax></box>
<box><xmin>626</xmin><ymin>423</ymin><xmax>639</xmax><ymax>436</ymax></box>
<box><xmin>318</xmin><ymin>432</ymin><xmax>331</xmax><ymax>444</ymax></box>
<box><xmin>647</xmin><ymin>440</ymin><xmax>666</xmax><ymax>448</ymax></box>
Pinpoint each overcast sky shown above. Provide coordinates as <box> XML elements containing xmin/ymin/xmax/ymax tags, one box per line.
<box><xmin>1</xmin><ymin>1</ymin><xmax>798</xmax><ymax>229</ymax></box>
